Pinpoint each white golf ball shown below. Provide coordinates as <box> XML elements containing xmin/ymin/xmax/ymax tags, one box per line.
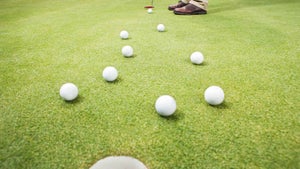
<box><xmin>190</xmin><ymin>51</ymin><xmax>204</xmax><ymax>64</ymax></box>
<box><xmin>157</xmin><ymin>24</ymin><xmax>165</xmax><ymax>32</ymax></box>
<box><xmin>59</xmin><ymin>83</ymin><xmax>78</xmax><ymax>101</ymax></box>
<box><xmin>102</xmin><ymin>66</ymin><xmax>118</xmax><ymax>82</ymax></box>
<box><xmin>90</xmin><ymin>156</ymin><xmax>148</xmax><ymax>169</ymax></box>
<box><xmin>155</xmin><ymin>95</ymin><xmax>177</xmax><ymax>116</ymax></box>
<box><xmin>120</xmin><ymin>30</ymin><xmax>129</xmax><ymax>39</ymax></box>
<box><xmin>147</xmin><ymin>8</ymin><xmax>153</xmax><ymax>14</ymax></box>
<box><xmin>204</xmin><ymin>86</ymin><xmax>225</xmax><ymax>106</ymax></box>
<box><xmin>122</xmin><ymin>45</ymin><xmax>134</xmax><ymax>57</ymax></box>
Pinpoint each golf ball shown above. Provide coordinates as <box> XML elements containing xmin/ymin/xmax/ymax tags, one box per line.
<box><xmin>155</xmin><ymin>95</ymin><xmax>177</xmax><ymax>116</ymax></box>
<box><xmin>204</xmin><ymin>86</ymin><xmax>225</xmax><ymax>106</ymax></box>
<box><xmin>120</xmin><ymin>30</ymin><xmax>129</xmax><ymax>39</ymax></box>
<box><xmin>102</xmin><ymin>66</ymin><xmax>118</xmax><ymax>82</ymax></box>
<box><xmin>147</xmin><ymin>8</ymin><xmax>153</xmax><ymax>14</ymax></box>
<box><xmin>157</xmin><ymin>24</ymin><xmax>165</xmax><ymax>32</ymax></box>
<box><xmin>59</xmin><ymin>83</ymin><xmax>78</xmax><ymax>101</ymax></box>
<box><xmin>190</xmin><ymin>51</ymin><xmax>204</xmax><ymax>64</ymax></box>
<box><xmin>90</xmin><ymin>156</ymin><xmax>148</xmax><ymax>169</ymax></box>
<box><xmin>122</xmin><ymin>45</ymin><xmax>134</xmax><ymax>57</ymax></box>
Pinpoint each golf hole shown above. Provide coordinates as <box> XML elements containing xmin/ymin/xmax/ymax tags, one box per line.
<box><xmin>90</xmin><ymin>156</ymin><xmax>148</xmax><ymax>169</ymax></box>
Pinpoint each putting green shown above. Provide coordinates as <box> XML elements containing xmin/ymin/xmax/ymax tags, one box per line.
<box><xmin>0</xmin><ymin>0</ymin><xmax>299</xmax><ymax>168</ymax></box>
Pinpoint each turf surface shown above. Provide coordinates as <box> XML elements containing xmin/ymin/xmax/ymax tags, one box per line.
<box><xmin>1</xmin><ymin>0</ymin><xmax>299</xmax><ymax>168</ymax></box>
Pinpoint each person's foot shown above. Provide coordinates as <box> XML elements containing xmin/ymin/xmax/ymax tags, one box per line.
<box><xmin>174</xmin><ymin>3</ymin><xmax>207</xmax><ymax>15</ymax></box>
<box><xmin>168</xmin><ymin>1</ymin><xmax>188</xmax><ymax>11</ymax></box>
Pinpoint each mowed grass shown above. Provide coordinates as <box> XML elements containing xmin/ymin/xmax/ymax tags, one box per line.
<box><xmin>0</xmin><ymin>0</ymin><xmax>299</xmax><ymax>168</ymax></box>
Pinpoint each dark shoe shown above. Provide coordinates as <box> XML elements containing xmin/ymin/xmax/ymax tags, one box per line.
<box><xmin>168</xmin><ymin>1</ymin><xmax>188</xmax><ymax>11</ymax></box>
<box><xmin>174</xmin><ymin>3</ymin><xmax>207</xmax><ymax>15</ymax></box>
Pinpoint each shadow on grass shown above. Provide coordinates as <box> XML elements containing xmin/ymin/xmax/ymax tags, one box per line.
<box><xmin>121</xmin><ymin>37</ymin><xmax>132</xmax><ymax>40</ymax></box>
<box><xmin>159</xmin><ymin>30</ymin><xmax>168</xmax><ymax>33</ymax></box>
<box><xmin>62</xmin><ymin>95</ymin><xmax>84</xmax><ymax>105</ymax></box>
<box><xmin>124</xmin><ymin>54</ymin><xmax>137</xmax><ymax>59</ymax></box>
<box><xmin>192</xmin><ymin>61</ymin><xmax>208</xmax><ymax>67</ymax></box>
<box><xmin>206</xmin><ymin>101</ymin><xmax>232</xmax><ymax>109</ymax></box>
<box><xmin>185</xmin><ymin>58</ymin><xmax>208</xmax><ymax>66</ymax></box>
<box><xmin>103</xmin><ymin>77</ymin><xmax>122</xmax><ymax>84</ymax></box>
<box><xmin>159</xmin><ymin>110</ymin><xmax>185</xmax><ymax>122</ymax></box>
<box><xmin>209</xmin><ymin>0</ymin><xmax>295</xmax><ymax>14</ymax></box>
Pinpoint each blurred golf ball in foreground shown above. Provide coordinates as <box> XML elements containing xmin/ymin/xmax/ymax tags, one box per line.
<box><xmin>60</xmin><ymin>83</ymin><xmax>78</xmax><ymax>101</ymax></box>
<box><xmin>90</xmin><ymin>156</ymin><xmax>148</xmax><ymax>169</ymax></box>
<box><xmin>204</xmin><ymin>86</ymin><xmax>225</xmax><ymax>105</ymax></box>
<box><xmin>102</xmin><ymin>66</ymin><xmax>118</xmax><ymax>82</ymax></box>
<box><xmin>157</xmin><ymin>24</ymin><xmax>165</xmax><ymax>32</ymax></box>
<box><xmin>190</xmin><ymin>51</ymin><xmax>204</xmax><ymax>64</ymax></box>
<box><xmin>147</xmin><ymin>8</ymin><xmax>153</xmax><ymax>14</ymax></box>
<box><xmin>120</xmin><ymin>30</ymin><xmax>129</xmax><ymax>39</ymax></box>
<box><xmin>155</xmin><ymin>95</ymin><xmax>177</xmax><ymax>116</ymax></box>
<box><xmin>122</xmin><ymin>45</ymin><xmax>134</xmax><ymax>57</ymax></box>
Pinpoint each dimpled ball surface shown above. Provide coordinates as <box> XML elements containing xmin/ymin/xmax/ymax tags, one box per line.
<box><xmin>59</xmin><ymin>83</ymin><xmax>79</xmax><ymax>101</ymax></box>
<box><xmin>102</xmin><ymin>66</ymin><xmax>118</xmax><ymax>82</ymax></box>
<box><xmin>155</xmin><ymin>95</ymin><xmax>177</xmax><ymax>116</ymax></box>
<box><xmin>120</xmin><ymin>30</ymin><xmax>129</xmax><ymax>39</ymax></box>
<box><xmin>157</xmin><ymin>24</ymin><xmax>165</xmax><ymax>32</ymax></box>
<box><xmin>204</xmin><ymin>86</ymin><xmax>225</xmax><ymax>106</ymax></box>
<box><xmin>122</xmin><ymin>45</ymin><xmax>134</xmax><ymax>57</ymax></box>
<box><xmin>190</xmin><ymin>51</ymin><xmax>204</xmax><ymax>64</ymax></box>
